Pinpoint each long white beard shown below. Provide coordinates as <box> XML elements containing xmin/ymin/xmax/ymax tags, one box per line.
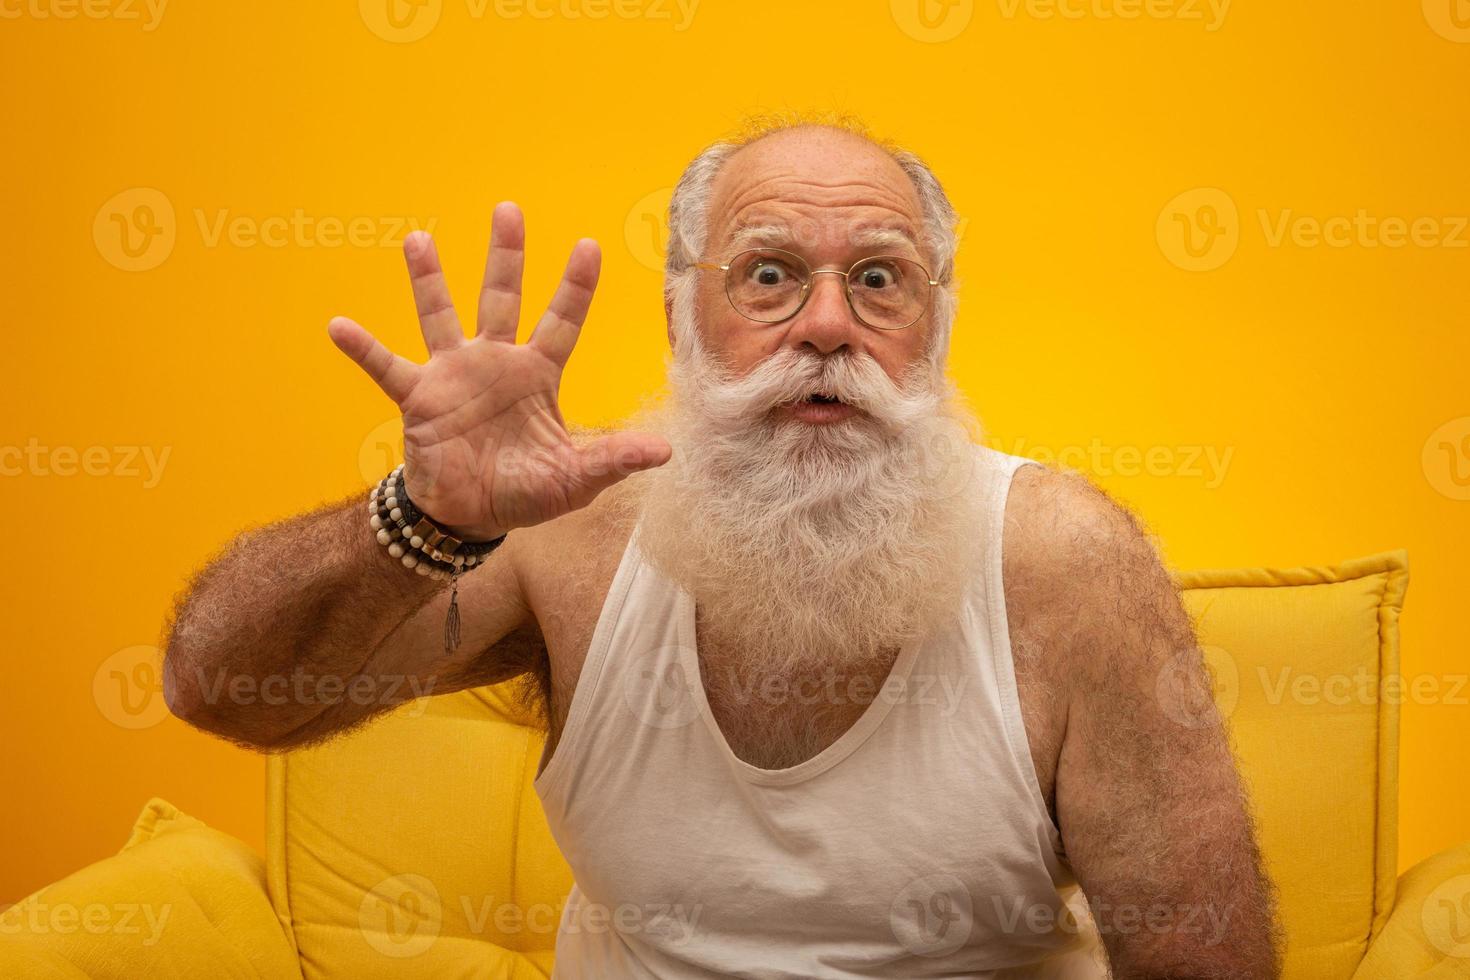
<box><xmin>623</xmin><ymin>327</ymin><xmax>991</xmax><ymax>679</ymax></box>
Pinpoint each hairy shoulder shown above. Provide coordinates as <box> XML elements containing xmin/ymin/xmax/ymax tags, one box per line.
<box><xmin>1002</xmin><ymin>462</ymin><xmax>1182</xmax><ymax>685</ymax></box>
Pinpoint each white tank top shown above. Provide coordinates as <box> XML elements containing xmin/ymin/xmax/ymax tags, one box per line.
<box><xmin>533</xmin><ymin>446</ymin><xmax>1104</xmax><ymax>978</ymax></box>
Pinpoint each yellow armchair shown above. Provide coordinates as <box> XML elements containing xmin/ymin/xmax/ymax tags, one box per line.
<box><xmin>4</xmin><ymin>549</ymin><xmax>1469</xmax><ymax>979</ymax></box>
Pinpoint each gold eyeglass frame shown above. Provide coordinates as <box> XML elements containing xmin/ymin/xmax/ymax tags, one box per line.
<box><xmin>694</xmin><ymin>247</ymin><xmax>940</xmax><ymax>331</ymax></box>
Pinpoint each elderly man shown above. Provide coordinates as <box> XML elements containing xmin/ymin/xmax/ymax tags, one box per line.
<box><xmin>162</xmin><ymin>119</ymin><xmax>1280</xmax><ymax>978</ymax></box>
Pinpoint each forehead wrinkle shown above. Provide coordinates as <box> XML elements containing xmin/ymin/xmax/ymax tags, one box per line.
<box><xmin>717</xmin><ymin>204</ymin><xmax>922</xmax><ymax>260</ymax></box>
<box><xmin>717</xmin><ymin>173</ymin><xmax>918</xmax><ymax>223</ymax></box>
<box><xmin>713</xmin><ymin>179</ymin><xmax>922</xmax><ymax>251</ymax></box>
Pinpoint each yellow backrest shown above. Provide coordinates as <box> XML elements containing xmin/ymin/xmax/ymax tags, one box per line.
<box><xmin>266</xmin><ymin>550</ymin><xmax>1406</xmax><ymax>979</ymax></box>
<box><xmin>266</xmin><ymin>683</ymin><xmax>570</xmax><ymax>979</ymax></box>
<box><xmin>1176</xmin><ymin>550</ymin><xmax>1405</xmax><ymax>978</ymax></box>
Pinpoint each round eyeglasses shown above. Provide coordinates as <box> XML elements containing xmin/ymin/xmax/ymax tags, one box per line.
<box><xmin>695</xmin><ymin>247</ymin><xmax>938</xmax><ymax>331</ymax></box>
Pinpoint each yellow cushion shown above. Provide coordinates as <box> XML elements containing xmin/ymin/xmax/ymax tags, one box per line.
<box><xmin>266</xmin><ymin>684</ymin><xmax>571</xmax><ymax>979</ymax></box>
<box><xmin>0</xmin><ymin>798</ymin><xmax>297</xmax><ymax>979</ymax></box>
<box><xmin>1178</xmin><ymin>550</ymin><xmax>1407</xmax><ymax>979</ymax></box>
<box><xmin>1353</xmin><ymin>840</ymin><xmax>1470</xmax><ymax>979</ymax></box>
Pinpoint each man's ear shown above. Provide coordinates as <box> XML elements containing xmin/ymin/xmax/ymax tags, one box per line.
<box><xmin>664</xmin><ymin>294</ymin><xmax>676</xmax><ymax>350</ymax></box>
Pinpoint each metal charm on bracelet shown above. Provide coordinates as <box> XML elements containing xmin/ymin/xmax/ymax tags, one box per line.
<box><xmin>367</xmin><ymin>465</ymin><xmax>507</xmax><ymax>653</ymax></box>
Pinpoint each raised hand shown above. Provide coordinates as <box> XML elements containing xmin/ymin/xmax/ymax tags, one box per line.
<box><xmin>328</xmin><ymin>202</ymin><xmax>671</xmax><ymax>540</ymax></box>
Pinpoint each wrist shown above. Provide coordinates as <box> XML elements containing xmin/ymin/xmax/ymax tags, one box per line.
<box><xmin>436</xmin><ymin>516</ymin><xmax>509</xmax><ymax>544</ymax></box>
<box><xmin>401</xmin><ymin>474</ymin><xmax>508</xmax><ymax>545</ymax></box>
<box><xmin>367</xmin><ymin>465</ymin><xmax>508</xmax><ymax>657</ymax></box>
<box><xmin>368</xmin><ymin>466</ymin><xmax>507</xmax><ymax>579</ymax></box>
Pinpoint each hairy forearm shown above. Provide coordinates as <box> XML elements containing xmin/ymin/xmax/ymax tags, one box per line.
<box><xmin>161</xmin><ymin>492</ymin><xmax>443</xmax><ymax>748</ymax></box>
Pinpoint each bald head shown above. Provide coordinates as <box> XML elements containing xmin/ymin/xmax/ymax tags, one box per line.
<box><xmin>663</xmin><ymin>120</ymin><xmax>960</xmax><ymax>372</ymax></box>
<box><xmin>706</xmin><ymin>127</ymin><xmax>931</xmax><ymax>275</ymax></box>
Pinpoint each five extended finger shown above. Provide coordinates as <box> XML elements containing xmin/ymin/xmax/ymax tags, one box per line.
<box><xmin>527</xmin><ymin>238</ymin><xmax>600</xmax><ymax>367</ymax></box>
<box><xmin>476</xmin><ymin>202</ymin><xmax>526</xmax><ymax>342</ymax></box>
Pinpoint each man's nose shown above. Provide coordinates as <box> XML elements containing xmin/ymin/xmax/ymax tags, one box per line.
<box><xmin>783</xmin><ymin>271</ymin><xmax>862</xmax><ymax>355</ymax></box>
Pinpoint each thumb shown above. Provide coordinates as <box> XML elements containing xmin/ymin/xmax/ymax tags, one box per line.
<box><xmin>567</xmin><ymin>431</ymin><xmax>672</xmax><ymax>504</ymax></box>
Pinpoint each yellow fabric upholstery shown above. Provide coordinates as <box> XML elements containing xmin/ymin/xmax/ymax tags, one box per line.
<box><xmin>1353</xmin><ymin>841</ymin><xmax>1470</xmax><ymax>979</ymax></box>
<box><xmin>8</xmin><ymin>548</ymin><xmax>1468</xmax><ymax>979</ymax></box>
<box><xmin>265</xmin><ymin>683</ymin><xmax>571</xmax><ymax>979</ymax></box>
<box><xmin>1176</xmin><ymin>550</ymin><xmax>1408</xmax><ymax>979</ymax></box>
<box><xmin>0</xmin><ymin>798</ymin><xmax>298</xmax><ymax>979</ymax></box>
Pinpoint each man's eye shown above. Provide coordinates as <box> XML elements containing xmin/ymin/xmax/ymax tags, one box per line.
<box><xmin>856</xmin><ymin>264</ymin><xmax>897</xmax><ymax>289</ymax></box>
<box><xmin>750</xmin><ymin>262</ymin><xmax>792</xmax><ymax>286</ymax></box>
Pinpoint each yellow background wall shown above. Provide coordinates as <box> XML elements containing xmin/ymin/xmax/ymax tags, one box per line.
<box><xmin>3</xmin><ymin>0</ymin><xmax>1467</xmax><ymax>903</ymax></box>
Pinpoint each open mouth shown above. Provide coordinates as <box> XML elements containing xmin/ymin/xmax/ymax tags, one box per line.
<box><xmin>782</xmin><ymin>392</ymin><xmax>859</xmax><ymax>424</ymax></box>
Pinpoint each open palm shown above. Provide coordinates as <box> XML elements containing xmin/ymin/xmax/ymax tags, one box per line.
<box><xmin>328</xmin><ymin>202</ymin><xmax>671</xmax><ymax>540</ymax></box>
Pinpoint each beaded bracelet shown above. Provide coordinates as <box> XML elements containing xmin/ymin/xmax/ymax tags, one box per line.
<box><xmin>368</xmin><ymin>464</ymin><xmax>507</xmax><ymax>653</ymax></box>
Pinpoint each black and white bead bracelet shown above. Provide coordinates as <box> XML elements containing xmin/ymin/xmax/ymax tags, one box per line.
<box><xmin>368</xmin><ymin>464</ymin><xmax>507</xmax><ymax>652</ymax></box>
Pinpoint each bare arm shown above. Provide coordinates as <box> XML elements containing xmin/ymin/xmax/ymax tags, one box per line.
<box><xmin>163</xmin><ymin>203</ymin><xmax>670</xmax><ymax>750</ymax></box>
<box><xmin>1006</xmin><ymin>466</ymin><xmax>1281</xmax><ymax>978</ymax></box>
<box><xmin>161</xmin><ymin>494</ymin><xmax>538</xmax><ymax>751</ymax></box>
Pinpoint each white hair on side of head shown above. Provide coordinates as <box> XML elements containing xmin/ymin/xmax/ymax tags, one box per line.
<box><xmin>662</xmin><ymin>115</ymin><xmax>961</xmax><ymax>366</ymax></box>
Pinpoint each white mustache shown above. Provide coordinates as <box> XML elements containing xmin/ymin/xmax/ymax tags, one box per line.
<box><xmin>680</xmin><ymin>346</ymin><xmax>941</xmax><ymax>435</ymax></box>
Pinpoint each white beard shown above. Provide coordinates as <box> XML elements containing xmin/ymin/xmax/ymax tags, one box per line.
<box><xmin>622</xmin><ymin>324</ymin><xmax>991</xmax><ymax>680</ymax></box>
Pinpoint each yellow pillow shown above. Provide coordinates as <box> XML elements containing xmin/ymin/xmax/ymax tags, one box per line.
<box><xmin>1177</xmin><ymin>550</ymin><xmax>1407</xmax><ymax>979</ymax></box>
<box><xmin>0</xmin><ymin>798</ymin><xmax>297</xmax><ymax>979</ymax></box>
